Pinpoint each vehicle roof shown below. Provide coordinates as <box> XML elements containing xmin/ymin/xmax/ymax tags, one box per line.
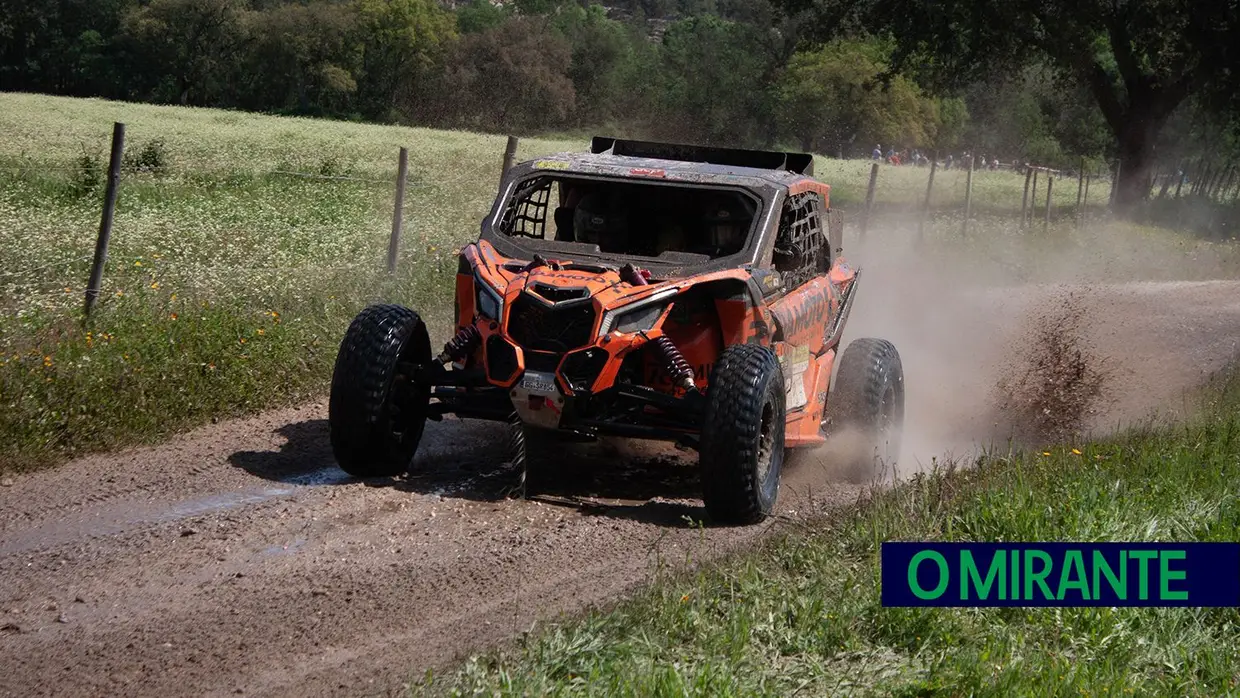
<box><xmin>516</xmin><ymin>152</ymin><xmax>830</xmax><ymax>197</ymax></box>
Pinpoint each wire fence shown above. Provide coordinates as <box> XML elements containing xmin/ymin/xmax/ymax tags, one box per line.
<box><xmin>6</xmin><ymin>123</ymin><xmax>1240</xmax><ymax>319</ymax></box>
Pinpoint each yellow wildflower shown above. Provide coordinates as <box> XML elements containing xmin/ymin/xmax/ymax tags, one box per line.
<box><xmin>256</xmin><ymin>328</ymin><xmax>264</xmax><ymax>335</ymax></box>
<box><xmin>1071</xmin><ymin>448</ymin><xmax>1082</xmax><ymax>455</ymax></box>
<box><xmin>170</xmin><ymin>313</ymin><xmax>178</xmax><ymax>321</ymax></box>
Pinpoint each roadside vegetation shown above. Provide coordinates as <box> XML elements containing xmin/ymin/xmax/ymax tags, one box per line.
<box><xmin>420</xmin><ymin>364</ymin><xmax>1240</xmax><ymax>697</ymax></box>
<box><xmin>0</xmin><ymin>94</ymin><xmax>568</xmax><ymax>470</ymax></box>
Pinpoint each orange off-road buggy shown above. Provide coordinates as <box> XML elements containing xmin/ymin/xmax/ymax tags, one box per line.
<box><xmin>329</xmin><ymin>138</ymin><xmax>904</xmax><ymax>524</ymax></box>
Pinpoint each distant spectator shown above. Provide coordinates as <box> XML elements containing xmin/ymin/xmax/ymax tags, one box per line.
<box><xmin>872</xmin><ymin>145</ymin><xmax>882</xmax><ymax>160</ymax></box>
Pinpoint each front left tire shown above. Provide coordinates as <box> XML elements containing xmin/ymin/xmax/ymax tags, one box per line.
<box><xmin>699</xmin><ymin>343</ymin><xmax>787</xmax><ymax>525</ymax></box>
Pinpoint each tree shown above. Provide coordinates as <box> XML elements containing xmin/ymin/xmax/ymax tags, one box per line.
<box><xmin>116</xmin><ymin>0</ymin><xmax>246</xmax><ymax>105</ymax></box>
<box><xmin>553</xmin><ymin>4</ymin><xmax>646</xmax><ymax>127</ymax></box>
<box><xmin>0</xmin><ymin>0</ymin><xmax>134</xmax><ymax>96</ymax></box>
<box><xmin>238</xmin><ymin>2</ymin><xmax>360</xmax><ymax>115</ymax></box>
<box><xmin>776</xmin><ymin>40</ymin><xmax>962</xmax><ymax>156</ymax></box>
<box><xmin>353</xmin><ymin>0</ymin><xmax>456</xmax><ymax>121</ymax></box>
<box><xmin>655</xmin><ymin>15</ymin><xmax>777</xmax><ymax>146</ymax></box>
<box><xmin>414</xmin><ymin>19</ymin><xmax>575</xmax><ymax>133</ymax></box>
<box><xmin>845</xmin><ymin>0</ymin><xmax>1240</xmax><ymax>207</ymax></box>
<box><xmin>456</xmin><ymin>0</ymin><xmax>509</xmax><ymax>34</ymax></box>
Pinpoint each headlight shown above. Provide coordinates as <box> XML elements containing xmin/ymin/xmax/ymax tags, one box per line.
<box><xmin>612</xmin><ymin>303</ymin><xmax>667</xmax><ymax>333</ymax></box>
<box><xmin>475</xmin><ymin>276</ymin><xmax>504</xmax><ymax>320</ymax></box>
<box><xmin>600</xmin><ymin>288</ymin><xmax>678</xmax><ymax>335</ymax></box>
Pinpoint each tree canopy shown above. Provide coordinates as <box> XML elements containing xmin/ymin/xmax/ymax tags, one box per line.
<box><xmin>3</xmin><ymin>0</ymin><xmax>1239</xmax><ymax>205</ymax></box>
<box><xmin>842</xmin><ymin>0</ymin><xmax>1240</xmax><ymax>204</ymax></box>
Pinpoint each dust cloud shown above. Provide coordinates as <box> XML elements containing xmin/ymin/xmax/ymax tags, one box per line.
<box><xmin>826</xmin><ymin>212</ymin><xmax>1240</xmax><ymax>481</ymax></box>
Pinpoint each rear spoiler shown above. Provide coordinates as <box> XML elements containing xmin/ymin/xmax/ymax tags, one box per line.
<box><xmin>590</xmin><ymin>137</ymin><xmax>814</xmax><ymax>176</ymax></box>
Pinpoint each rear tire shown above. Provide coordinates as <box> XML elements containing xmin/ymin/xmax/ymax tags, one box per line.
<box><xmin>829</xmin><ymin>337</ymin><xmax>904</xmax><ymax>482</ymax></box>
<box><xmin>699</xmin><ymin>343</ymin><xmax>786</xmax><ymax>525</ymax></box>
<box><xmin>329</xmin><ymin>304</ymin><xmax>432</xmax><ymax>477</ymax></box>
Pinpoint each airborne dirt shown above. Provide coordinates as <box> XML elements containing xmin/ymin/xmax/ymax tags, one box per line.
<box><xmin>2</xmin><ymin>228</ymin><xmax>1239</xmax><ymax>697</ymax></box>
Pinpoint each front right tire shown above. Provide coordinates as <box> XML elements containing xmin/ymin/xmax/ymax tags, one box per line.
<box><xmin>329</xmin><ymin>304</ymin><xmax>431</xmax><ymax>478</ymax></box>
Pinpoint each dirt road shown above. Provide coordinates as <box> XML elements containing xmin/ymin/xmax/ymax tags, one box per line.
<box><xmin>2</xmin><ymin>279</ymin><xmax>1237</xmax><ymax>697</ymax></box>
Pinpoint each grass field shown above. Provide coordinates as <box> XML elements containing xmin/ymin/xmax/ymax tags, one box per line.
<box><xmin>420</xmin><ymin>366</ymin><xmax>1240</xmax><ymax>697</ymax></box>
<box><xmin>0</xmin><ymin>92</ymin><xmax>1235</xmax><ymax>471</ymax></box>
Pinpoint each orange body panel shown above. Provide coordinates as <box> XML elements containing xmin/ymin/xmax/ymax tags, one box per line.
<box><xmin>456</xmin><ymin>238</ymin><xmax>852</xmax><ymax>447</ymax></box>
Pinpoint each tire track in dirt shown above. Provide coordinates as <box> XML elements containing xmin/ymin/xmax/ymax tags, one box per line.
<box><xmin>1</xmin><ymin>279</ymin><xmax>1238</xmax><ymax>697</ymax></box>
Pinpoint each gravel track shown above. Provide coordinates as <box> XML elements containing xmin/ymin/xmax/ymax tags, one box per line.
<box><xmin>1</xmin><ymin>279</ymin><xmax>1237</xmax><ymax>697</ymax></box>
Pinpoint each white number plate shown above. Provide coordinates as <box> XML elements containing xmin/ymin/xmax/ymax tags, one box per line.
<box><xmin>520</xmin><ymin>371</ymin><xmax>557</xmax><ymax>394</ymax></box>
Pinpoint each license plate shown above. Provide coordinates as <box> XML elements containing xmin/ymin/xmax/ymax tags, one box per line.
<box><xmin>520</xmin><ymin>371</ymin><xmax>557</xmax><ymax>394</ymax></box>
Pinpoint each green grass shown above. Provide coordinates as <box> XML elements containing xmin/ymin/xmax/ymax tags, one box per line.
<box><xmin>418</xmin><ymin>367</ymin><xmax>1240</xmax><ymax>697</ymax></box>
<box><xmin>0</xmin><ymin>92</ymin><xmax>1233</xmax><ymax>471</ymax></box>
<box><xmin>0</xmin><ymin>93</ymin><xmax>580</xmax><ymax>470</ymax></box>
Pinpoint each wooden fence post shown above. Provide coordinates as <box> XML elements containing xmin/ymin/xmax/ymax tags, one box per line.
<box><xmin>917</xmin><ymin>156</ymin><xmax>937</xmax><ymax>243</ymax></box>
<box><xmin>84</xmin><ymin>122</ymin><xmax>125</xmax><ymax>318</ymax></box>
<box><xmin>1157</xmin><ymin>164</ymin><xmax>1174</xmax><ymax>199</ymax></box>
<box><xmin>1030</xmin><ymin>168</ymin><xmax>1039</xmax><ymax>226</ymax></box>
<box><xmin>1020</xmin><ymin>166</ymin><xmax>1034</xmax><ymax>227</ymax></box>
<box><xmin>962</xmin><ymin>155</ymin><xmax>975</xmax><ymax>236</ymax></box>
<box><xmin>1083</xmin><ymin>170</ymin><xmax>1091</xmax><ymax>210</ymax></box>
<box><xmin>1211</xmin><ymin>165</ymin><xmax>1232</xmax><ymax>199</ymax></box>
<box><xmin>1043</xmin><ymin>174</ymin><xmax>1054</xmax><ymax>233</ymax></box>
<box><xmin>1076</xmin><ymin>158</ymin><xmax>1085</xmax><ymax>208</ymax></box>
<box><xmin>500</xmin><ymin>135</ymin><xmax>519</xmax><ymax>184</ymax></box>
<box><xmin>1195</xmin><ymin>162</ymin><xmax>1212</xmax><ymax>197</ymax></box>
<box><xmin>1221</xmin><ymin>166</ymin><xmax>1238</xmax><ymax>201</ymax></box>
<box><xmin>1109</xmin><ymin>160</ymin><xmax>1121</xmax><ymax>207</ymax></box>
<box><xmin>387</xmin><ymin>146</ymin><xmax>408</xmax><ymax>274</ymax></box>
<box><xmin>860</xmin><ymin>162</ymin><xmax>879</xmax><ymax>237</ymax></box>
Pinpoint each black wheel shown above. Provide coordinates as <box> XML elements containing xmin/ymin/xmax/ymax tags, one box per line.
<box><xmin>829</xmin><ymin>337</ymin><xmax>905</xmax><ymax>481</ymax></box>
<box><xmin>329</xmin><ymin>304</ymin><xmax>432</xmax><ymax>477</ymax></box>
<box><xmin>699</xmin><ymin>343</ymin><xmax>786</xmax><ymax>525</ymax></box>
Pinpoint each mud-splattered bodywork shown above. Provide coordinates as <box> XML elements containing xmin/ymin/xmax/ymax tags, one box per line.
<box><xmin>428</xmin><ymin>141</ymin><xmax>859</xmax><ymax>449</ymax></box>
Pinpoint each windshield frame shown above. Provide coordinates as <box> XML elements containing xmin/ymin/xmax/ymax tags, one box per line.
<box><xmin>480</xmin><ymin>168</ymin><xmax>776</xmax><ymax>275</ymax></box>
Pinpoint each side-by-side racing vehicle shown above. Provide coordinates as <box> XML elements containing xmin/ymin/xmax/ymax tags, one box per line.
<box><xmin>328</xmin><ymin>137</ymin><xmax>905</xmax><ymax>524</ymax></box>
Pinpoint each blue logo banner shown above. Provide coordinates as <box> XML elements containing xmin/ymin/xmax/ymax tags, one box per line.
<box><xmin>881</xmin><ymin>542</ymin><xmax>1240</xmax><ymax>607</ymax></box>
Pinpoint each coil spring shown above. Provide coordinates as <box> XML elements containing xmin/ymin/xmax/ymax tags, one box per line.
<box><xmin>650</xmin><ymin>335</ymin><xmax>696</xmax><ymax>392</ymax></box>
<box><xmin>439</xmin><ymin>325</ymin><xmax>481</xmax><ymax>363</ymax></box>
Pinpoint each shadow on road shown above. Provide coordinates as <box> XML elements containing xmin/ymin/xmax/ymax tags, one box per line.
<box><xmin>228</xmin><ymin>419</ymin><xmax>336</xmax><ymax>482</ymax></box>
<box><xmin>227</xmin><ymin>416</ymin><xmax>712</xmax><ymax>527</ymax></box>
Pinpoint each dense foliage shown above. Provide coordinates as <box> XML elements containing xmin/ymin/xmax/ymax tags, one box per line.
<box><xmin>2</xmin><ymin>0</ymin><xmax>1238</xmax><ymax>199</ymax></box>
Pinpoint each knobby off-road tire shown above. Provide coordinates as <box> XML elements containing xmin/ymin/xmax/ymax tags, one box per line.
<box><xmin>329</xmin><ymin>304</ymin><xmax>432</xmax><ymax>478</ymax></box>
<box><xmin>829</xmin><ymin>337</ymin><xmax>905</xmax><ymax>482</ymax></box>
<box><xmin>699</xmin><ymin>343</ymin><xmax>787</xmax><ymax>525</ymax></box>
